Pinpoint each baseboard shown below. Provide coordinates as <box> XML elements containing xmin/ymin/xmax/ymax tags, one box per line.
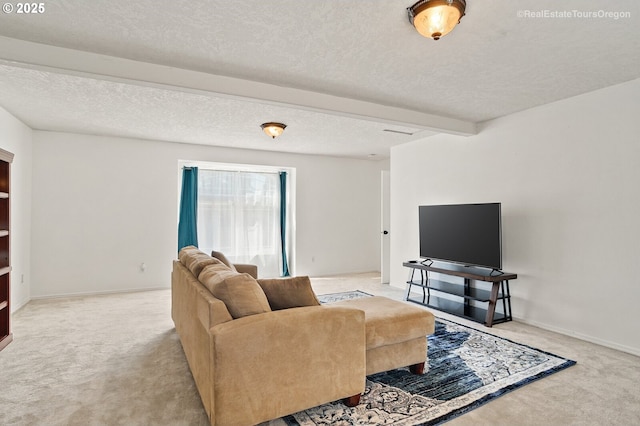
<box><xmin>11</xmin><ymin>296</ymin><xmax>31</xmax><ymax>314</ymax></box>
<box><xmin>513</xmin><ymin>315</ymin><xmax>640</xmax><ymax>357</ymax></box>
<box><xmin>399</xmin><ymin>282</ymin><xmax>640</xmax><ymax>357</ymax></box>
<box><xmin>30</xmin><ymin>286</ymin><xmax>170</xmax><ymax>301</ymax></box>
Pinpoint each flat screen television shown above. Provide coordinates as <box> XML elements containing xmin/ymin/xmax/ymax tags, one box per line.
<box><xmin>419</xmin><ymin>203</ymin><xmax>502</xmax><ymax>270</ymax></box>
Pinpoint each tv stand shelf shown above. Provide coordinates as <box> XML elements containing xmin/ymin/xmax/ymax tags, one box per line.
<box><xmin>403</xmin><ymin>261</ymin><xmax>517</xmax><ymax>327</ymax></box>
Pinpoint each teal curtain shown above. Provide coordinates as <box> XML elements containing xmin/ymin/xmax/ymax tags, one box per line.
<box><xmin>279</xmin><ymin>172</ymin><xmax>291</xmax><ymax>277</ymax></box>
<box><xmin>178</xmin><ymin>167</ymin><xmax>198</xmax><ymax>252</ymax></box>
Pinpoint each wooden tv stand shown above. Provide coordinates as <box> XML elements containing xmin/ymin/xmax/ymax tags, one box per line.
<box><xmin>403</xmin><ymin>261</ymin><xmax>517</xmax><ymax>327</ymax></box>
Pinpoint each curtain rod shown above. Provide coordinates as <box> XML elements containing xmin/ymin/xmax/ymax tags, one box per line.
<box><xmin>183</xmin><ymin>166</ymin><xmax>286</xmax><ymax>175</ymax></box>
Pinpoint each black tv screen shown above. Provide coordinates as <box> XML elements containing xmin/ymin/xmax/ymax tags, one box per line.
<box><xmin>419</xmin><ymin>203</ymin><xmax>502</xmax><ymax>270</ymax></box>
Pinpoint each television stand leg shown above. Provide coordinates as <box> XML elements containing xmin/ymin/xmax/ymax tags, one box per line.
<box><xmin>485</xmin><ymin>281</ymin><xmax>502</xmax><ymax>327</ymax></box>
<box><xmin>405</xmin><ymin>269</ymin><xmax>415</xmax><ymax>300</ymax></box>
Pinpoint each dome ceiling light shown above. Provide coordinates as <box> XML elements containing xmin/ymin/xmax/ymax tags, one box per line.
<box><xmin>408</xmin><ymin>0</ymin><xmax>466</xmax><ymax>40</ymax></box>
<box><xmin>260</xmin><ymin>122</ymin><xmax>287</xmax><ymax>139</ymax></box>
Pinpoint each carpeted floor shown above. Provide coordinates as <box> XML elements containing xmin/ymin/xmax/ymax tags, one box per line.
<box><xmin>281</xmin><ymin>291</ymin><xmax>575</xmax><ymax>425</ymax></box>
<box><xmin>0</xmin><ymin>291</ymin><xmax>209</xmax><ymax>425</ymax></box>
<box><xmin>1</xmin><ymin>276</ymin><xmax>640</xmax><ymax>425</ymax></box>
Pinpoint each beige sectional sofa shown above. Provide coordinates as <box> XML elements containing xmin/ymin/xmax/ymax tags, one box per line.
<box><xmin>172</xmin><ymin>246</ymin><xmax>435</xmax><ymax>425</ymax></box>
<box><xmin>172</xmin><ymin>246</ymin><xmax>366</xmax><ymax>425</ymax></box>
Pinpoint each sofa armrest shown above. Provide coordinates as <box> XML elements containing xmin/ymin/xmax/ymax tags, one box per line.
<box><xmin>233</xmin><ymin>263</ymin><xmax>258</xmax><ymax>278</ymax></box>
<box><xmin>210</xmin><ymin>305</ymin><xmax>365</xmax><ymax>425</ymax></box>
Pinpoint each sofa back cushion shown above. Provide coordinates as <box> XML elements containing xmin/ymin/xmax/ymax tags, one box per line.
<box><xmin>257</xmin><ymin>276</ymin><xmax>320</xmax><ymax>310</ymax></box>
<box><xmin>188</xmin><ymin>253</ymin><xmax>227</xmax><ymax>277</ymax></box>
<box><xmin>198</xmin><ymin>263</ymin><xmax>237</xmax><ymax>288</ymax></box>
<box><xmin>199</xmin><ymin>265</ymin><xmax>271</xmax><ymax>319</ymax></box>
<box><xmin>178</xmin><ymin>245</ymin><xmax>201</xmax><ymax>263</ymax></box>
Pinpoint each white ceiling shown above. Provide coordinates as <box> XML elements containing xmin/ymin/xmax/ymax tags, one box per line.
<box><xmin>0</xmin><ymin>0</ymin><xmax>639</xmax><ymax>159</ymax></box>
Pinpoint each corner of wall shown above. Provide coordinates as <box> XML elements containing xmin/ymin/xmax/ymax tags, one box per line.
<box><xmin>0</xmin><ymin>106</ymin><xmax>34</xmax><ymax>312</ymax></box>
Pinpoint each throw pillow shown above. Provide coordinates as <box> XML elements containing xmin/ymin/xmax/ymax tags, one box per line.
<box><xmin>257</xmin><ymin>276</ymin><xmax>320</xmax><ymax>310</ymax></box>
<box><xmin>205</xmin><ymin>273</ymin><xmax>272</xmax><ymax>319</ymax></box>
<box><xmin>211</xmin><ymin>250</ymin><xmax>237</xmax><ymax>272</ymax></box>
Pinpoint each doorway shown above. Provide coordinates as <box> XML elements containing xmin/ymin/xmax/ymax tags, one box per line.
<box><xmin>381</xmin><ymin>170</ymin><xmax>390</xmax><ymax>284</ymax></box>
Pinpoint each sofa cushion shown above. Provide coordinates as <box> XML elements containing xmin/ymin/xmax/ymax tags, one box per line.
<box><xmin>199</xmin><ymin>263</ymin><xmax>237</xmax><ymax>288</ymax></box>
<box><xmin>211</xmin><ymin>250</ymin><xmax>238</xmax><ymax>272</ymax></box>
<box><xmin>332</xmin><ymin>296</ymin><xmax>435</xmax><ymax>350</ymax></box>
<box><xmin>178</xmin><ymin>245</ymin><xmax>201</xmax><ymax>263</ymax></box>
<box><xmin>185</xmin><ymin>252</ymin><xmax>227</xmax><ymax>277</ymax></box>
<box><xmin>257</xmin><ymin>276</ymin><xmax>320</xmax><ymax>310</ymax></box>
<box><xmin>199</xmin><ymin>267</ymin><xmax>271</xmax><ymax>319</ymax></box>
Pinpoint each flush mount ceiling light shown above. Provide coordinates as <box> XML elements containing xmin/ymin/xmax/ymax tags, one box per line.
<box><xmin>408</xmin><ymin>0</ymin><xmax>466</xmax><ymax>40</ymax></box>
<box><xmin>260</xmin><ymin>122</ymin><xmax>287</xmax><ymax>139</ymax></box>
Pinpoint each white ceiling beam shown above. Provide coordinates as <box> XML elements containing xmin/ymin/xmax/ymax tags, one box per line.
<box><xmin>0</xmin><ymin>36</ymin><xmax>476</xmax><ymax>136</ymax></box>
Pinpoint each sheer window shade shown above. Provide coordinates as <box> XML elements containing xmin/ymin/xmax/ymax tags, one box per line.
<box><xmin>197</xmin><ymin>170</ymin><xmax>282</xmax><ymax>278</ymax></box>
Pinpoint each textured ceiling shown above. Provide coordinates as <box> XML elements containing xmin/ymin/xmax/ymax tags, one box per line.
<box><xmin>0</xmin><ymin>64</ymin><xmax>428</xmax><ymax>157</ymax></box>
<box><xmin>0</xmin><ymin>0</ymin><xmax>639</xmax><ymax>158</ymax></box>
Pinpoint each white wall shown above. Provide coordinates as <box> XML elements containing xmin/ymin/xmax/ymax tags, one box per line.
<box><xmin>0</xmin><ymin>106</ymin><xmax>33</xmax><ymax>312</ymax></box>
<box><xmin>391</xmin><ymin>78</ymin><xmax>640</xmax><ymax>355</ymax></box>
<box><xmin>31</xmin><ymin>132</ymin><xmax>385</xmax><ymax>297</ymax></box>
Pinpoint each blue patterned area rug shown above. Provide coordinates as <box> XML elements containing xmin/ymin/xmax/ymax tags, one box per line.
<box><xmin>284</xmin><ymin>291</ymin><xmax>576</xmax><ymax>425</ymax></box>
<box><xmin>315</xmin><ymin>289</ymin><xmax>374</xmax><ymax>303</ymax></box>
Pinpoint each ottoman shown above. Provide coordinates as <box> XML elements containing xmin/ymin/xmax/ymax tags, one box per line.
<box><xmin>333</xmin><ymin>296</ymin><xmax>435</xmax><ymax>376</ymax></box>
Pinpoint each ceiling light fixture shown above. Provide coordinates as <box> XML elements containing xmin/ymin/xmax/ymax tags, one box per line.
<box><xmin>407</xmin><ymin>0</ymin><xmax>466</xmax><ymax>40</ymax></box>
<box><xmin>260</xmin><ymin>122</ymin><xmax>286</xmax><ymax>139</ymax></box>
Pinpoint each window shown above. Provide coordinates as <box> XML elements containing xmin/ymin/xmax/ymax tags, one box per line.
<box><xmin>197</xmin><ymin>169</ymin><xmax>286</xmax><ymax>278</ymax></box>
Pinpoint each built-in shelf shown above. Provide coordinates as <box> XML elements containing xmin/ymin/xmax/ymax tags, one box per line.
<box><xmin>0</xmin><ymin>334</ymin><xmax>13</xmax><ymax>351</ymax></box>
<box><xmin>0</xmin><ymin>147</ymin><xmax>13</xmax><ymax>352</ymax></box>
